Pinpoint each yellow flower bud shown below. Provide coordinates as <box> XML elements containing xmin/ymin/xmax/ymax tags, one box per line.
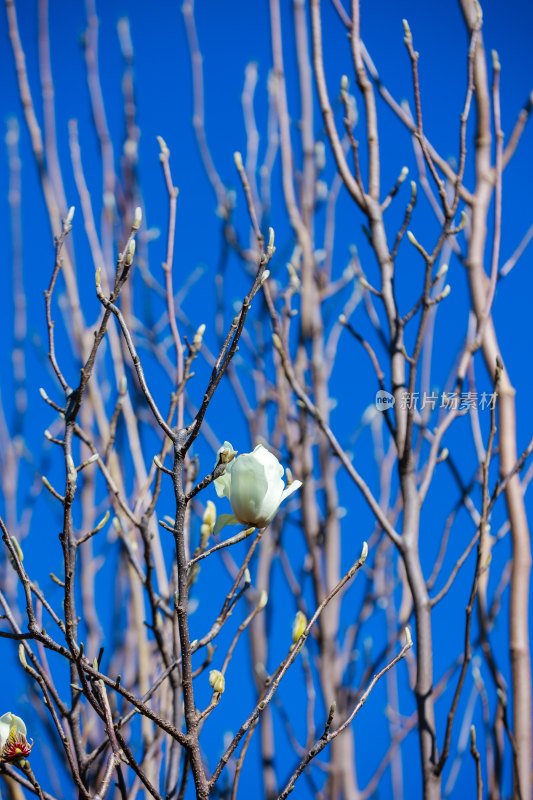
<box><xmin>209</xmin><ymin>670</ymin><xmax>225</xmax><ymax>695</ymax></box>
<box><xmin>203</xmin><ymin>500</ymin><xmax>216</xmax><ymax>530</ymax></box>
<box><xmin>292</xmin><ymin>610</ymin><xmax>307</xmax><ymax>644</ymax></box>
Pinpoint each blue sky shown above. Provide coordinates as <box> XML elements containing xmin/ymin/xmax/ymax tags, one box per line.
<box><xmin>1</xmin><ymin>1</ymin><xmax>532</xmax><ymax>798</ymax></box>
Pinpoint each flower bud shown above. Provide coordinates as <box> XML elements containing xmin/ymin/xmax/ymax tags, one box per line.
<box><xmin>157</xmin><ymin>135</ymin><xmax>169</xmax><ymax>157</ymax></box>
<box><xmin>203</xmin><ymin>500</ymin><xmax>216</xmax><ymax>529</ymax></box>
<box><xmin>292</xmin><ymin>610</ymin><xmax>307</xmax><ymax>644</ymax></box>
<box><xmin>209</xmin><ymin>669</ymin><xmax>225</xmax><ymax>695</ymax></box>
<box><xmin>64</xmin><ymin>206</ymin><xmax>75</xmax><ymax>231</ymax></box>
<box><xmin>133</xmin><ymin>206</ymin><xmax>142</xmax><ymax>230</ymax></box>
<box><xmin>125</xmin><ymin>239</ymin><xmax>136</xmax><ymax>266</ymax></box>
<box><xmin>193</xmin><ymin>323</ymin><xmax>206</xmax><ymax>349</ymax></box>
<box><xmin>10</xmin><ymin>536</ymin><xmax>23</xmax><ymax>563</ymax></box>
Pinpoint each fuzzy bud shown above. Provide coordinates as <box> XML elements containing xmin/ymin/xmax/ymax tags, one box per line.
<box><xmin>203</xmin><ymin>500</ymin><xmax>216</xmax><ymax>530</ymax></box>
<box><xmin>209</xmin><ymin>669</ymin><xmax>225</xmax><ymax>695</ymax></box>
<box><xmin>292</xmin><ymin>610</ymin><xmax>307</xmax><ymax>644</ymax></box>
<box><xmin>64</xmin><ymin>206</ymin><xmax>75</xmax><ymax>230</ymax></box>
<box><xmin>193</xmin><ymin>323</ymin><xmax>206</xmax><ymax>348</ymax></box>
<box><xmin>360</xmin><ymin>541</ymin><xmax>369</xmax><ymax>563</ymax></box>
<box><xmin>10</xmin><ymin>536</ymin><xmax>24</xmax><ymax>563</ymax></box>
<box><xmin>125</xmin><ymin>239</ymin><xmax>136</xmax><ymax>266</ymax></box>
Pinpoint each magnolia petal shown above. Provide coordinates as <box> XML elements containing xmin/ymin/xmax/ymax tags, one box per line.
<box><xmin>213</xmin><ymin>513</ymin><xmax>240</xmax><ymax>538</ymax></box>
<box><xmin>251</xmin><ymin>445</ymin><xmax>284</xmax><ymax>483</ymax></box>
<box><xmin>0</xmin><ymin>713</ymin><xmax>26</xmax><ymax>748</ymax></box>
<box><xmin>280</xmin><ymin>480</ymin><xmax>302</xmax><ymax>505</ymax></box>
<box><xmin>214</xmin><ymin>469</ymin><xmax>232</xmax><ymax>499</ymax></box>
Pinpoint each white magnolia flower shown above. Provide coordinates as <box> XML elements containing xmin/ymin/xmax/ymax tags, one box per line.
<box><xmin>0</xmin><ymin>712</ymin><xmax>33</xmax><ymax>760</ymax></box>
<box><xmin>213</xmin><ymin>442</ymin><xmax>302</xmax><ymax>535</ymax></box>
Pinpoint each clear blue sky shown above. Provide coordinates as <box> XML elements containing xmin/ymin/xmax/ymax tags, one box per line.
<box><xmin>0</xmin><ymin>1</ymin><xmax>532</xmax><ymax>798</ymax></box>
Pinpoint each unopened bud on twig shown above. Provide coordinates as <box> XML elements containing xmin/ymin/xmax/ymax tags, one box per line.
<box><xmin>94</xmin><ymin>511</ymin><xmax>110</xmax><ymax>533</ymax></box>
<box><xmin>64</xmin><ymin>206</ymin><xmax>75</xmax><ymax>231</ymax></box>
<box><xmin>402</xmin><ymin>18</ymin><xmax>412</xmax><ymax>41</ymax></box>
<box><xmin>18</xmin><ymin>644</ymin><xmax>28</xmax><ymax>668</ymax></box>
<box><xmin>67</xmin><ymin>455</ymin><xmax>77</xmax><ymax>484</ymax></box>
<box><xmin>193</xmin><ymin>323</ymin><xmax>206</xmax><ymax>348</ymax></box>
<box><xmin>125</xmin><ymin>239</ymin><xmax>136</xmax><ymax>266</ymax></box>
<box><xmin>10</xmin><ymin>536</ymin><xmax>24</xmax><ymax>563</ymax></box>
<box><xmin>233</xmin><ymin>151</ymin><xmax>243</xmax><ymax>170</ymax></box>
<box><xmin>360</xmin><ymin>541</ymin><xmax>369</xmax><ymax>563</ymax></box>
<box><xmin>404</xmin><ymin>626</ymin><xmax>412</xmax><ymax>646</ymax></box>
<box><xmin>157</xmin><ymin>135</ymin><xmax>169</xmax><ymax>158</ymax></box>
<box><xmin>287</xmin><ymin>261</ymin><xmax>300</xmax><ymax>288</ymax></box>
<box><xmin>292</xmin><ymin>610</ymin><xmax>307</xmax><ymax>645</ymax></box>
<box><xmin>341</xmin><ymin>74</ymin><xmax>349</xmax><ymax>91</ymax></box>
<box><xmin>203</xmin><ymin>500</ymin><xmax>216</xmax><ymax>530</ymax></box>
<box><xmin>458</xmin><ymin>211</ymin><xmax>467</xmax><ymax>230</ymax></box>
<box><xmin>209</xmin><ymin>669</ymin><xmax>225</xmax><ymax>695</ymax></box>
<box><xmin>399</xmin><ymin>166</ymin><xmax>409</xmax><ymax>182</ymax></box>
<box><xmin>258</xmin><ymin>590</ymin><xmax>268</xmax><ymax>610</ymax></box>
<box><xmin>133</xmin><ymin>206</ymin><xmax>142</xmax><ymax>230</ymax></box>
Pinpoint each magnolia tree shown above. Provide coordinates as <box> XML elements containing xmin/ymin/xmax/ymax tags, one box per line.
<box><xmin>0</xmin><ymin>0</ymin><xmax>531</xmax><ymax>799</ymax></box>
